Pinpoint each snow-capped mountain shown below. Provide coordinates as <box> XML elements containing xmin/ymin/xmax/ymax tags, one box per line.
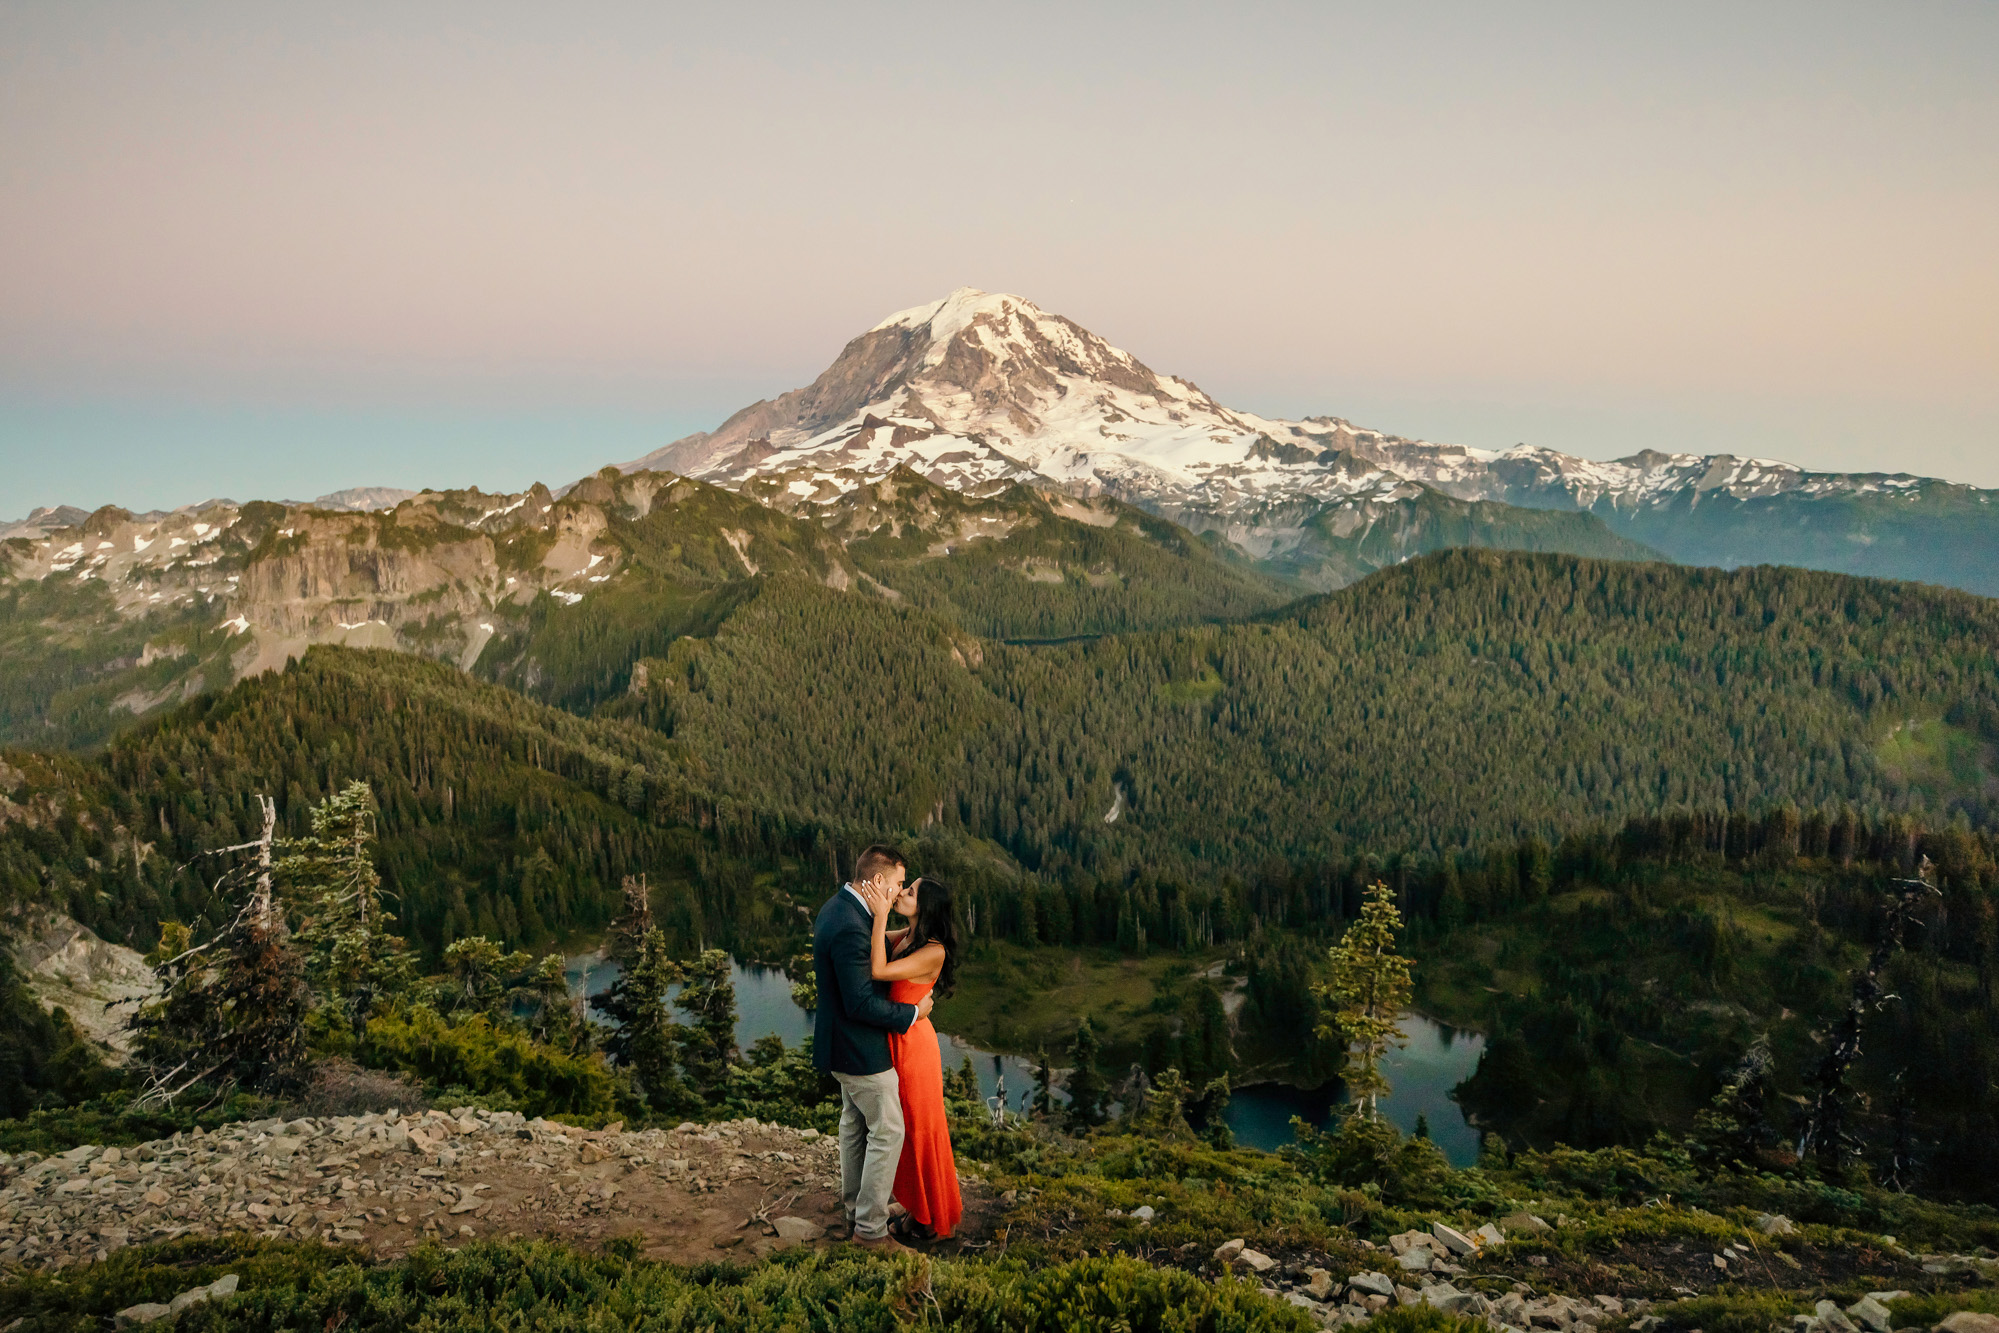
<box><xmin>624</xmin><ymin>288</ymin><xmax>1999</xmax><ymax>595</ymax></box>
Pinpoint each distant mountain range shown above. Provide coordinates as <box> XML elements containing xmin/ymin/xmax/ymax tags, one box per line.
<box><xmin>3</xmin><ymin>288</ymin><xmax>1995</xmax><ymax>747</ymax></box>
<box><xmin>626</xmin><ymin>287</ymin><xmax>1999</xmax><ymax>595</ymax></box>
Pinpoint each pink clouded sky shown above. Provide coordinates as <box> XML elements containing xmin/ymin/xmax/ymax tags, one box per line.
<box><xmin>2</xmin><ymin>1</ymin><xmax>1994</xmax><ymax>512</ymax></box>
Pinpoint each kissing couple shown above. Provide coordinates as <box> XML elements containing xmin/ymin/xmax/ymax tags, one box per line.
<box><xmin>810</xmin><ymin>844</ymin><xmax>963</xmax><ymax>1252</ymax></box>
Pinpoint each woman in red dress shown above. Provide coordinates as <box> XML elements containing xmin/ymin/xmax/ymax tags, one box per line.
<box><xmin>861</xmin><ymin>875</ymin><xmax>964</xmax><ymax>1241</ymax></box>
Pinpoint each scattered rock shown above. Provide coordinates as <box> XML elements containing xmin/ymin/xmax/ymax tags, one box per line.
<box><xmin>1306</xmin><ymin>1269</ymin><xmax>1336</xmax><ymax>1300</ymax></box>
<box><xmin>1215</xmin><ymin>1239</ymin><xmax>1246</xmax><ymax>1264</ymax></box>
<box><xmin>772</xmin><ymin>1216</ymin><xmax>824</xmax><ymax>1243</ymax></box>
<box><xmin>1397</xmin><ymin>1248</ymin><xmax>1434</xmax><ymax>1272</ymax></box>
<box><xmin>1430</xmin><ymin>1223</ymin><xmax>1478</xmax><ymax>1257</ymax></box>
<box><xmin>1936</xmin><ymin>1316</ymin><xmax>1999</xmax><ymax>1333</ymax></box>
<box><xmin>1757</xmin><ymin>1213</ymin><xmax>1799</xmax><ymax>1237</ymax></box>
<box><xmin>117</xmin><ymin>1274</ymin><xmax>240</xmax><ymax>1326</ymax></box>
<box><xmin>1420</xmin><ymin>1282</ymin><xmax>1485</xmax><ymax>1317</ymax></box>
<box><xmin>1348</xmin><ymin>1272</ymin><xmax>1397</xmax><ymax>1299</ymax></box>
<box><xmin>1817</xmin><ymin>1300</ymin><xmax>1860</xmax><ymax>1333</ymax></box>
<box><xmin>1848</xmin><ymin>1297</ymin><xmax>1895</xmax><ymax>1333</ymax></box>
<box><xmin>1502</xmin><ymin>1211</ymin><xmax>1553</xmax><ymax>1235</ymax></box>
<box><xmin>1238</xmin><ymin>1249</ymin><xmax>1277</xmax><ymax>1274</ymax></box>
<box><xmin>1132</xmin><ymin>1205</ymin><xmax>1155</xmax><ymax>1225</ymax></box>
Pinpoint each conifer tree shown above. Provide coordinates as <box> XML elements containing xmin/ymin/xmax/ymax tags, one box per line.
<box><xmin>677</xmin><ymin>948</ymin><xmax>739</xmax><ymax>1102</ymax></box>
<box><xmin>596</xmin><ymin>925</ymin><xmax>694</xmax><ymax>1115</ymax></box>
<box><xmin>1689</xmin><ymin>1037</ymin><xmax>1777</xmax><ymax>1170</ymax></box>
<box><xmin>519</xmin><ymin>953</ymin><xmax>591</xmax><ymax>1054</ymax></box>
<box><xmin>1141</xmin><ymin>1067</ymin><xmax>1191</xmax><ymax>1136</ymax></box>
<box><xmin>1314</xmin><ymin>880</ymin><xmax>1413</xmax><ymax>1119</ymax></box>
<box><xmin>1064</xmin><ymin>1016</ymin><xmax>1108</xmax><ymax>1130</ymax></box>
<box><xmin>1032</xmin><ymin>1048</ymin><xmax>1055</xmax><ymax>1118</ymax></box>
<box><xmin>438</xmin><ymin>937</ymin><xmax>534</xmax><ymax>1016</ymax></box>
<box><xmin>785</xmin><ymin>950</ymin><xmax>818</xmax><ymax>1011</ymax></box>
<box><xmin>947</xmin><ymin>1056</ymin><xmax>981</xmax><ymax>1105</ymax></box>
<box><xmin>277</xmin><ymin>781</ymin><xmax>412</xmax><ymax>1025</ymax></box>
<box><xmin>605</xmin><ymin>875</ymin><xmax>654</xmax><ymax>963</ymax></box>
<box><xmin>1194</xmin><ymin>1074</ymin><xmax>1233</xmax><ymax>1149</ymax></box>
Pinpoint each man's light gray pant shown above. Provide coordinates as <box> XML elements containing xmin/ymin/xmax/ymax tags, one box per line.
<box><xmin>832</xmin><ymin>1068</ymin><xmax>904</xmax><ymax>1240</ymax></box>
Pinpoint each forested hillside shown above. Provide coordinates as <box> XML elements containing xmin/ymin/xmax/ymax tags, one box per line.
<box><xmin>647</xmin><ymin>552</ymin><xmax>1999</xmax><ymax>869</ymax></box>
<box><xmin>0</xmin><ymin>649</ymin><xmax>838</xmax><ymax>964</ymax></box>
<box><xmin>12</xmin><ymin>551</ymin><xmax>1996</xmax><ymax>973</ymax></box>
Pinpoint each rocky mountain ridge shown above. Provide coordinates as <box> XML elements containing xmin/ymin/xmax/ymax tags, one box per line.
<box><xmin>0</xmin><ymin>470</ymin><xmax>862</xmax><ymax>743</ymax></box>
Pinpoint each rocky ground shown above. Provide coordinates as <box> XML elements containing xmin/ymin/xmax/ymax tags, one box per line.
<box><xmin>1203</xmin><ymin>1224</ymin><xmax>1995</xmax><ymax>1333</ymax></box>
<box><xmin>4</xmin><ymin>1111</ymin><xmax>1996</xmax><ymax>1333</ymax></box>
<box><xmin>0</xmin><ymin>1107</ymin><xmax>998</xmax><ymax>1273</ymax></box>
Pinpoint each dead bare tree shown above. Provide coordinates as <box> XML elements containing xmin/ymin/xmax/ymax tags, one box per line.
<box><xmin>129</xmin><ymin>794</ymin><xmax>308</xmax><ymax>1107</ymax></box>
<box><xmin>1795</xmin><ymin>859</ymin><xmax>1938</xmax><ymax>1173</ymax></box>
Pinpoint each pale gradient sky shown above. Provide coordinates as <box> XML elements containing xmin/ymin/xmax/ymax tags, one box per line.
<box><xmin>2</xmin><ymin>1</ymin><xmax>1995</xmax><ymax>516</ymax></box>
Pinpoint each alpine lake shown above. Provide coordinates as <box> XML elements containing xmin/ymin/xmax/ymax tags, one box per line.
<box><xmin>565</xmin><ymin>953</ymin><xmax>1485</xmax><ymax>1166</ymax></box>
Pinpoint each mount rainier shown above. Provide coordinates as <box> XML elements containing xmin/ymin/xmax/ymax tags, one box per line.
<box><xmin>625</xmin><ymin>287</ymin><xmax>1999</xmax><ymax>596</ymax></box>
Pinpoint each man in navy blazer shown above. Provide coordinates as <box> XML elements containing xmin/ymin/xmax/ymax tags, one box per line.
<box><xmin>811</xmin><ymin>844</ymin><xmax>931</xmax><ymax>1251</ymax></box>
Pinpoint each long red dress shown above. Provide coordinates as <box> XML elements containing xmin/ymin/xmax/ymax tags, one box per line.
<box><xmin>886</xmin><ymin>975</ymin><xmax>963</xmax><ymax>1238</ymax></box>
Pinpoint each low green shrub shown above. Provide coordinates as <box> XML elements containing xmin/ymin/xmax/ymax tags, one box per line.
<box><xmin>0</xmin><ymin>1090</ymin><xmax>279</xmax><ymax>1156</ymax></box>
<box><xmin>359</xmin><ymin>1009</ymin><xmax>618</xmax><ymax>1119</ymax></box>
<box><xmin>0</xmin><ymin>1234</ymin><xmax>363</xmax><ymax>1332</ymax></box>
<box><xmin>1653</xmin><ymin>1291</ymin><xmax>1806</xmax><ymax>1333</ymax></box>
<box><xmin>1885</xmin><ymin>1291</ymin><xmax>1999</xmax><ymax>1330</ymax></box>
<box><xmin>1366</xmin><ymin>1307</ymin><xmax>1495</xmax><ymax>1333</ymax></box>
<box><xmin>0</xmin><ymin>1238</ymin><xmax>1315</xmax><ymax>1333</ymax></box>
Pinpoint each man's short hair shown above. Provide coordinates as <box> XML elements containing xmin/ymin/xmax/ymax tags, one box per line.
<box><xmin>853</xmin><ymin>844</ymin><xmax>907</xmax><ymax>884</ymax></box>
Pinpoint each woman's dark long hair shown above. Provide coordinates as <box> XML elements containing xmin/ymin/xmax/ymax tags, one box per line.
<box><xmin>904</xmin><ymin>877</ymin><xmax>960</xmax><ymax>998</ymax></box>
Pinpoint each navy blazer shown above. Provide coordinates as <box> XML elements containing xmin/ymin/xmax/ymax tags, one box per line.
<box><xmin>811</xmin><ymin>888</ymin><xmax>918</xmax><ymax>1075</ymax></box>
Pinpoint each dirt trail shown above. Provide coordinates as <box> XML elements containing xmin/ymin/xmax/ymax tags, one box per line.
<box><xmin>0</xmin><ymin>1108</ymin><xmax>998</xmax><ymax>1271</ymax></box>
